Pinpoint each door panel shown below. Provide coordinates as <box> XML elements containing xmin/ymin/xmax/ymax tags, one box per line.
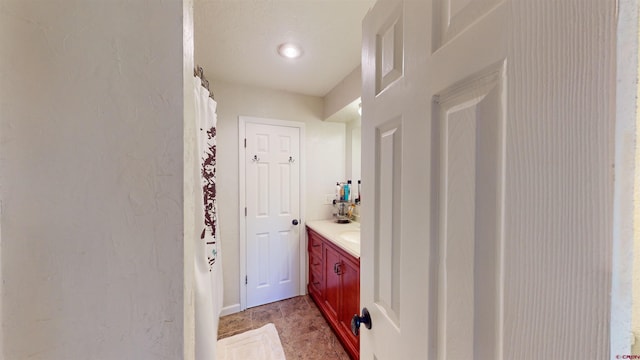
<box><xmin>277</xmin><ymin>230</ymin><xmax>292</xmax><ymax>283</ymax></box>
<box><xmin>432</xmin><ymin>0</ymin><xmax>503</xmax><ymax>51</ymax></box>
<box><xmin>256</xmin><ymin>232</ymin><xmax>270</xmax><ymax>288</ymax></box>
<box><xmin>246</xmin><ymin>122</ymin><xmax>300</xmax><ymax>308</ymax></box>
<box><xmin>375</xmin><ymin>119</ymin><xmax>402</xmax><ymax>327</ymax></box>
<box><xmin>435</xmin><ymin>65</ymin><xmax>504</xmax><ymax>360</ymax></box>
<box><xmin>256</xmin><ymin>163</ymin><xmax>269</xmax><ymax>216</ymax></box>
<box><xmin>376</xmin><ymin>4</ymin><xmax>403</xmax><ymax>95</ymax></box>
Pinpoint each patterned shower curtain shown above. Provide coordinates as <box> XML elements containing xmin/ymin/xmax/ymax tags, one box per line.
<box><xmin>194</xmin><ymin>74</ymin><xmax>223</xmax><ymax>360</ymax></box>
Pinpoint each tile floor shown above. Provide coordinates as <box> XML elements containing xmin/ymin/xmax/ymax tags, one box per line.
<box><xmin>218</xmin><ymin>295</ymin><xmax>351</xmax><ymax>360</ymax></box>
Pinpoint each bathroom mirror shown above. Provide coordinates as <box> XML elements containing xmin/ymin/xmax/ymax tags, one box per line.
<box><xmin>345</xmin><ymin>113</ymin><xmax>361</xmax><ymax>210</ymax></box>
<box><xmin>326</xmin><ymin>97</ymin><xmax>362</xmax><ymax>207</ymax></box>
<box><xmin>348</xmin><ymin>120</ymin><xmax>361</xmax><ymax>221</ymax></box>
<box><xmin>349</xmin><ymin>124</ymin><xmax>361</xmax><ymax>183</ymax></box>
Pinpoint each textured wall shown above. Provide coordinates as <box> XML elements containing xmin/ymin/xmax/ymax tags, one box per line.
<box><xmin>205</xmin><ymin>79</ymin><xmax>345</xmax><ymax>311</ymax></box>
<box><xmin>0</xmin><ymin>1</ymin><xmax>185</xmax><ymax>358</ymax></box>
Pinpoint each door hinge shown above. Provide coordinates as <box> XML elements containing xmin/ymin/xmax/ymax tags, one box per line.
<box><xmin>245</xmin><ymin>276</ymin><xmax>248</xmax><ymax>285</ymax></box>
<box><xmin>245</xmin><ymin>207</ymin><xmax>247</xmax><ymax>216</ymax></box>
<box><xmin>244</xmin><ymin>138</ymin><xmax>246</xmax><ymax>148</ymax></box>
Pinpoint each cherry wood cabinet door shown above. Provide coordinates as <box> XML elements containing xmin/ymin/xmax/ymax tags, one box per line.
<box><xmin>324</xmin><ymin>244</ymin><xmax>341</xmax><ymax>320</ymax></box>
<box><xmin>339</xmin><ymin>254</ymin><xmax>361</xmax><ymax>353</ymax></box>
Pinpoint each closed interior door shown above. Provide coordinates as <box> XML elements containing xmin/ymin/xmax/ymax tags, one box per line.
<box><xmin>245</xmin><ymin>122</ymin><xmax>301</xmax><ymax>308</ymax></box>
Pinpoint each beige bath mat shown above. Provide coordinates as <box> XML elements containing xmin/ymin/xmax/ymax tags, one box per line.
<box><xmin>216</xmin><ymin>323</ymin><xmax>286</xmax><ymax>360</ymax></box>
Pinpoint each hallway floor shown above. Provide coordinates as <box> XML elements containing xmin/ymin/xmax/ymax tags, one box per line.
<box><xmin>218</xmin><ymin>295</ymin><xmax>351</xmax><ymax>359</ymax></box>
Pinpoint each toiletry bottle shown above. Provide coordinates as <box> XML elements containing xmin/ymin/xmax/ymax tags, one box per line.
<box><xmin>340</xmin><ymin>183</ymin><xmax>345</xmax><ymax>201</ymax></box>
<box><xmin>335</xmin><ymin>182</ymin><xmax>341</xmax><ymax>201</ymax></box>
<box><xmin>345</xmin><ymin>180</ymin><xmax>351</xmax><ymax>202</ymax></box>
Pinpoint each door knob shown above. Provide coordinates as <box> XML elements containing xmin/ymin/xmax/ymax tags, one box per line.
<box><xmin>351</xmin><ymin>307</ymin><xmax>372</xmax><ymax>336</ymax></box>
<box><xmin>292</xmin><ymin>219</ymin><xmax>299</xmax><ymax>226</ymax></box>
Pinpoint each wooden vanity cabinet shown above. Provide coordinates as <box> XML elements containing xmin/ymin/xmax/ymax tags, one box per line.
<box><xmin>307</xmin><ymin>226</ymin><xmax>360</xmax><ymax>360</ymax></box>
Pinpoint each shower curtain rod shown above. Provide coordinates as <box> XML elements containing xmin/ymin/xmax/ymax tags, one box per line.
<box><xmin>194</xmin><ymin>65</ymin><xmax>215</xmax><ymax>100</ymax></box>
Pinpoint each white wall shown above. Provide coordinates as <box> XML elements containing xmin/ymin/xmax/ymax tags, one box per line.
<box><xmin>324</xmin><ymin>66</ymin><xmax>362</xmax><ymax>120</ymax></box>
<box><xmin>0</xmin><ymin>1</ymin><xmax>186</xmax><ymax>359</ymax></box>
<box><xmin>207</xmin><ymin>79</ymin><xmax>345</xmax><ymax>310</ymax></box>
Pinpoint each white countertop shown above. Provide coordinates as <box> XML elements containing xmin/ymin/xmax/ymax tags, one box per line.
<box><xmin>306</xmin><ymin>219</ymin><xmax>360</xmax><ymax>258</ymax></box>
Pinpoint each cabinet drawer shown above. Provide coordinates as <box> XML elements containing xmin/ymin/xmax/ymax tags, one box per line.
<box><xmin>309</xmin><ymin>269</ymin><xmax>323</xmax><ymax>294</ymax></box>
<box><xmin>308</xmin><ymin>230</ymin><xmax>323</xmax><ymax>255</ymax></box>
<box><xmin>309</xmin><ymin>252</ymin><xmax>323</xmax><ymax>275</ymax></box>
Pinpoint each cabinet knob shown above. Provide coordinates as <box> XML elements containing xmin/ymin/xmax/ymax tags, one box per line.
<box><xmin>351</xmin><ymin>308</ymin><xmax>372</xmax><ymax>336</ymax></box>
<box><xmin>292</xmin><ymin>219</ymin><xmax>299</xmax><ymax>226</ymax></box>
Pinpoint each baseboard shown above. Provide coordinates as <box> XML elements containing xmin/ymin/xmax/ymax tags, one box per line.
<box><xmin>220</xmin><ymin>303</ymin><xmax>241</xmax><ymax>317</ymax></box>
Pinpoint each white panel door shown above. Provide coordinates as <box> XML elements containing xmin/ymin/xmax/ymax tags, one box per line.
<box><xmin>360</xmin><ymin>0</ymin><xmax>507</xmax><ymax>358</ymax></box>
<box><xmin>362</xmin><ymin>0</ymin><xmax>615</xmax><ymax>358</ymax></box>
<box><xmin>245</xmin><ymin>122</ymin><xmax>301</xmax><ymax>308</ymax></box>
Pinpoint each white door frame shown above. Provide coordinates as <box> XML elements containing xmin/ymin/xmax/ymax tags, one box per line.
<box><xmin>610</xmin><ymin>0</ymin><xmax>639</xmax><ymax>355</ymax></box>
<box><xmin>238</xmin><ymin>116</ymin><xmax>306</xmax><ymax>311</ymax></box>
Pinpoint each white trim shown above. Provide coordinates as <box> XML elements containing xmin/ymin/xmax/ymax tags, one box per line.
<box><xmin>238</xmin><ymin>117</ymin><xmax>247</xmax><ymax>311</ymax></box>
<box><xmin>238</xmin><ymin>116</ymin><xmax>307</xmax><ymax>311</ymax></box>
<box><xmin>220</xmin><ymin>304</ymin><xmax>242</xmax><ymax>317</ymax></box>
<box><xmin>611</xmin><ymin>0</ymin><xmax>638</xmax><ymax>356</ymax></box>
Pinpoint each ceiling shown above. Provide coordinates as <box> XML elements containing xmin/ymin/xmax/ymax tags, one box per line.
<box><xmin>194</xmin><ymin>0</ymin><xmax>375</xmax><ymax>98</ymax></box>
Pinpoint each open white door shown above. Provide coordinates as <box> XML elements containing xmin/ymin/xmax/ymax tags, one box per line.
<box><xmin>361</xmin><ymin>0</ymin><xmax>505</xmax><ymax>360</ymax></box>
<box><xmin>361</xmin><ymin>0</ymin><xmax>507</xmax><ymax>357</ymax></box>
<box><xmin>243</xmin><ymin>119</ymin><xmax>302</xmax><ymax>308</ymax></box>
<box><xmin>361</xmin><ymin>0</ymin><xmax>615</xmax><ymax>359</ymax></box>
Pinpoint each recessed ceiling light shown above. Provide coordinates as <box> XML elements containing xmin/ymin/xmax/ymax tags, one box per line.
<box><xmin>277</xmin><ymin>43</ymin><xmax>303</xmax><ymax>59</ymax></box>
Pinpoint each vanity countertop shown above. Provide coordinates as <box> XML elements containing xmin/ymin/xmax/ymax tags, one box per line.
<box><xmin>306</xmin><ymin>219</ymin><xmax>360</xmax><ymax>258</ymax></box>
